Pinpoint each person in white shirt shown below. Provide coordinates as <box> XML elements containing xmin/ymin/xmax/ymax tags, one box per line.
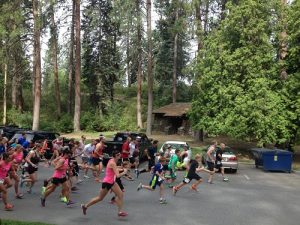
<box><xmin>82</xmin><ymin>140</ymin><xmax>96</xmax><ymax>179</ymax></box>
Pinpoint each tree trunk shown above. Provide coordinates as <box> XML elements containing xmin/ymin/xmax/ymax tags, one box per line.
<box><xmin>32</xmin><ymin>0</ymin><xmax>41</xmax><ymax>131</ymax></box>
<box><xmin>73</xmin><ymin>0</ymin><xmax>81</xmax><ymax>132</ymax></box>
<box><xmin>279</xmin><ymin>0</ymin><xmax>288</xmax><ymax>80</ymax></box>
<box><xmin>220</xmin><ymin>0</ymin><xmax>227</xmax><ymax>20</ymax></box>
<box><xmin>126</xmin><ymin>17</ymin><xmax>131</xmax><ymax>87</ymax></box>
<box><xmin>172</xmin><ymin>8</ymin><xmax>178</xmax><ymax>103</ymax></box>
<box><xmin>68</xmin><ymin>0</ymin><xmax>75</xmax><ymax>115</ymax></box>
<box><xmin>50</xmin><ymin>2</ymin><xmax>61</xmax><ymax>118</ymax></box>
<box><xmin>203</xmin><ymin>0</ymin><xmax>209</xmax><ymax>34</ymax></box>
<box><xmin>3</xmin><ymin>63</ymin><xmax>7</xmax><ymax>125</ymax></box>
<box><xmin>136</xmin><ymin>0</ymin><xmax>143</xmax><ymax>129</ymax></box>
<box><xmin>146</xmin><ymin>0</ymin><xmax>153</xmax><ymax>136</ymax></box>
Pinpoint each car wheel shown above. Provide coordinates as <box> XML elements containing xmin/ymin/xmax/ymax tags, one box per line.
<box><xmin>231</xmin><ymin>168</ymin><xmax>237</xmax><ymax>173</ymax></box>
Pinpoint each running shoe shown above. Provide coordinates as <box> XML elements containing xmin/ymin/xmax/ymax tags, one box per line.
<box><xmin>66</xmin><ymin>200</ymin><xmax>76</xmax><ymax>206</ymax></box>
<box><xmin>159</xmin><ymin>199</ymin><xmax>167</xmax><ymax>204</ymax></box>
<box><xmin>71</xmin><ymin>186</ymin><xmax>79</xmax><ymax>192</ymax></box>
<box><xmin>190</xmin><ymin>184</ymin><xmax>199</xmax><ymax>192</ymax></box>
<box><xmin>135</xmin><ymin>170</ymin><xmax>140</xmax><ymax>178</ymax></box>
<box><xmin>137</xmin><ymin>183</ymin><xmax>143</xmax><ymax>191</ymax></box>
<box><xmin>223</xmin><ymin>177</ymin><xmax>229</xmax><ymax>182</ymax></box>
<box><xmin>16</xmin><ymin>193</ymin><xmax>24</xmax><ymax>199</ymax></box>
<box><xmin>41</xmin><ymin>197</ymin><xmax>46</xmax><ymax>207</ymax></box>
<box><xmin>60</xmin><ymin>196</ymin><xmax>68</xmax><ymax>203</ymax></box>
<box><xmin>118</xmin><ymin>211</ymin><xmax>128</xmax><ymax>217</ymax></box>
<box><xmin>77</xmin><ymin>179</ymin><xmax>83</xmax><ymax>184</ymax></box>
<box><xmin>81</xmin><ymin>204</ymin><xmax>87</xmax><ymax>215</ymax></box>
<box><xmin>172</xmin><ymin>186</ymin><xmax>178</xmax><ymax>196</ymax></box>
<box><xmin>110</xmin><ymin>199</ymin><xmax>116</xmax><ymax>204</ymax></box>
<box><xmin>4</xmin><ymin>203</ymin><xmax>14</xmax><ymax>211</ymax></box>
<box><xmin>41</xmin><ymin>187</ymin><xmax>46</xmax><ymax>195</ymax></box>
<box><xmin>83</xmin><ymin>175</ymin><xmax>90</xmax><ymax>179</ymax></box>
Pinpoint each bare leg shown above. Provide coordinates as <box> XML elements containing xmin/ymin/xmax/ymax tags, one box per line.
<box><xmin>84</xmin><ymin>188</ymin><xmax>109</xmax><ymax>208</ymax></box>
<box><xmin>111</xmin><ymin>183</ymin><xmax>124</xmax><ymax>213</ymax></box>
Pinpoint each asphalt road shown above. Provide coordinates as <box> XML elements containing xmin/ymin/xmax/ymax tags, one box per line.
<box><xmin>1</xmin><ymin>163</ymin><xmax>300</xmax><ymax>225</ymax></box>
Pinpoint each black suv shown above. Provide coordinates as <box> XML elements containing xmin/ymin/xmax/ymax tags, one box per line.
<box><xmin>0</xmin><ymin>126</ymin><xmax>28</xmax><ymax>140</ymax></box>
<box><xmin>9</xmin><ymin>130</ymin><xmax>60</xmax><ymax>145</ymax></box>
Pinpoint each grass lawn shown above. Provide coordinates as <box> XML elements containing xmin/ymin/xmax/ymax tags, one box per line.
<box><xmin>0</xmin><ymin>220</ymin><xmax>54</xmax><ymax>225</ymax></box>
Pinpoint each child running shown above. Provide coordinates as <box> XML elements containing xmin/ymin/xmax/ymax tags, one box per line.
<box><xmin>81</xmin><ymin>150</ymin><xmax>128</xmax><ymax>217</ymax></box>
<box><xmin>137</xmin><ymin>157</ymin><xmax>167</xmax><ymax>204</ymax></box>
<box><xmin>173</xmin><ymin>154</ymin><xmax>203</xmax><ymax>195</ymax></box>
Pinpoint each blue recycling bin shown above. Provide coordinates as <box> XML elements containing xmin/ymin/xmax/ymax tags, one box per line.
<box><xmin>262</xmin><ymin>150</ymin><xmax>293</xmax><ymax>173</ymax></box>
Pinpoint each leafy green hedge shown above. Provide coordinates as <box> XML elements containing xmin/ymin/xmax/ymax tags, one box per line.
<box><xmin>1</xmin><ymin>220</ymin><xmax>54</xmax><ymax>225</ymax></box>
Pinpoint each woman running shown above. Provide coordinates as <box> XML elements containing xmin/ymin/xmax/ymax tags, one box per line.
<box><xmin>10</xmin><ymin>144</ymin><xmax>24</xmax><ymax>198</ymax></box>
<box><xmin>41</xmin><ymin>148</ymin><xmax>75</xmax><ymax>207</ymax></box>
<box><xmin>22</xmin><ymin>144</ymin><xmax>41</xmax><ymax>193</ymax></box>
<box><xmin>0</xmin><ymin>153</ymin><xmax>14</xmax><ymax>211</ymax></box>
<box><xmin>81</xmin><ymin>150</ymin><xmax>128</xmax><ymax>217</ymax></box>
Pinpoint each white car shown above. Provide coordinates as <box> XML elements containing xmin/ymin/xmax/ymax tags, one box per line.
<box><xmin>159</xmin><ymin>141</ymin><xmax>191</xmax><ymax>154</ymax></box>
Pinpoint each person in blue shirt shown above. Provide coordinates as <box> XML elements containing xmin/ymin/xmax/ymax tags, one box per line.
<box><xmin>18</xmin><ymin>133</ymin><xmax>27</xmax><ymax>146</ymax></box>
<box><xmin>137</xmin><ymin>157</ymin><xmax>167</xmax><ymax>204</ymax></box>
<box><xmin>0</xmin><ymin>140</ymin><xmax>5</xmax><ymax>156</ymax></box>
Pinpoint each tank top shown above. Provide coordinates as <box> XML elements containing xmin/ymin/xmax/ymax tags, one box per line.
<box><xmin>53</xmin><ymin>157</ymin><xmax>69</xmax><ymax>179</ymax></box>
<box><xmin>102</xmin><ymin>159</ymin><xmax>116</xmax><ymax>184</ymax></box>
<box><xmin>0</xmin><ymin>161</ymin><xmax>11</xmax><ymax>179</ymax></box>
<box><xmin>30</xmin><ymin>150</ymin><xmax>40</xmax><ymax>165</ymax></box>
<box><xmin>13</xmin><ymin>151</ymin><xmax>24</xmax><ymax>164</ymax></box>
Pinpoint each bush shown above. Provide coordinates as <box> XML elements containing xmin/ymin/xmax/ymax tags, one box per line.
<box><xmin>6</xmin><ymin>108</ymin><xmax>32</xmax><ymax>128</ymax></box>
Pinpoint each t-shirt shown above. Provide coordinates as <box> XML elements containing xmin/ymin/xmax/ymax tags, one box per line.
<box><xmin>168</xmin><ymin>154</ymin><xmax>179</xmax><ymax>170</ymax></box>
<box><xmin>18</xmin><ymin>137</ymin><xmax>26</xmax><ymax>146</ymax></box>
<box><xmin>129</xmin><ymin>142</ymin><xmax>136</xmax><ymax>157</ymax></box>
<box><xmin>206</xmin><ymin>145</ymin><xmax>216</xmax><ymax>162</ymax></box>
<box><xmin>22</xmin><ymin>141</ymin><xmax>30</xmax><ymax>149</ymax></box>
<box><xmin>147</xmin><ymin>146</ymin><xmax>157</xmax><ymax>160</ymax></box>
<box><xmin>187</xmin><ymin>160</ymin><xmax>199</xmax><ymax>177</ymax></box>
<box><xmin>215</xmin><ymin>147</ymin><xmax>223</xmax><ymax>162</ymax></box>
<box><xmin>84</xmin><ymin>144</ymin><xmax>95</xmax><ymax>157</ymax></box>
<box><xmin>121</xmin><ymin>141</ymin><xmax>130</xmax><ymax>159</ymax></box>
<box><xmin>152</xmin><ymin>163</ymin><xmax>164</xmax><ymax>181</ymax></box>
<box><xmin>0</xmin><ymin>145</ymin><xmax>5</xmax><ymax>155</ymax></box>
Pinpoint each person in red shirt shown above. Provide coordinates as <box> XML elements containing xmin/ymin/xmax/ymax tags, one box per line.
<box><xmin>121</xmin><ymin>137</ymin><xmax>131</xmax><ymax>162</ymax></box>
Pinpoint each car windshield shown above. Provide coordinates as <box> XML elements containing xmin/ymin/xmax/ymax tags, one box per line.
<box><xmin>163</xmin><ymin>143</ymin><xmax>189</xmax><ymax>150</ymax></box>
<box><xmin>10</xmin><ymin>133</ymin><xmax>34</xmax><ymax>142</ymax></box>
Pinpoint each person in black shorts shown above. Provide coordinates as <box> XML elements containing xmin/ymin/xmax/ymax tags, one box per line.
<box><xmin>138</xmin><ymin>140</ymin><xmax>159</xmax><ymax>176</ymax></box>
<box><xmin>173</xmin><ymin>154</ymin><xmax>203</xmax><ymax>195</ymax></box>
<box><xmin>215</xmin><ymin>143</ymin><xmax>229</xmax><ymax>181</ymax></box>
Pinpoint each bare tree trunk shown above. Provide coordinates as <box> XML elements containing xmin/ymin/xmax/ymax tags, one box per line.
<box><xmin>50</xmin><ymin>2</ymin><xmax>61</xmax><ymax>118</ymax></box>
<box><xmin>68</xmin><ymin>0</ymin><xmax>75</xmax><ymax>115</ymax></box>
<box><xmin>172</xmin><ymin>8</ymin><xmax>178</xmax><ymax>103</ymax></box>
<box><xmin>32</xmin><ymin>0</ymin><xmax>41</xmax><ymax>131</ymax></box>
<box><xmin>279</xmin><ymin>0</ymin><xmax>288</xmax><ymax>80</ymax></box>
<box><xmin>146</xmin><ymin>0</ymin><xmax>153</xmax><ymax>136</ymax></box>
<box><xmin>73</xmin><ymin>0</ymin><xmax>81</xmax><ymax>132</ymax></box>
<box><xmin>12</xmin><ymin>63</ymin><xmax>18</xmax><ymax>107</ymax></box>
<box><xmin>203</xmin><ymin>0</ymin><xmax>209</xmax><ymax>34</ymax></box>
<box><xmin>3</xmin><ymin>63</ymin><xmax>7</xmax><ymax>125</ymax></box>
<box><xmin>195</xmin><ymin>0</ymin><xmax>204</xmax><ymax>142</ymax></box>
<box><xmin>136</xmin><ymin>0</ymin><xmax>143</xmax><ymax>129</ymax></box>
<box><xmin>126</xmin><ymin>17</ymin><xmax>131</xmax><ymax>87</ymax></box>
<box><xmin>220</xmin><ymin>0</ymin><xmax>227</xmax><ymax>20</ymax></box>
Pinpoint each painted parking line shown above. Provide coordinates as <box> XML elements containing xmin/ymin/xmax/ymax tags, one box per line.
<box><xmin>244</xmin><ymin>174</ymin><xmax>250</xmax><ymax>180</ymax></box>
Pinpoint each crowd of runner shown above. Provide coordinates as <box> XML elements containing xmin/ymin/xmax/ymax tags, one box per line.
<box><xmin>0</xmin><ymin>133</ymin><xmax>229</xmax><ymax>218</ymax></box>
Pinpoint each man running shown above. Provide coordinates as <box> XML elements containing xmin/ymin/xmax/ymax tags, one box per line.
<box><xmin>81</xmin><ymin>150</ymin><xmax>128</xmax><ymax>217</ymax></box>
<box><xmin>167</xmin><ymin>149</ymin><xmax>181</xmax><ymax>185</ymax></box>
<box><xmin>215</xmin><ymin>143</ymin><xmax>229</xmax><ymax>181</ymax></box>
<box><xmin>139</xmin><ymin>140</ymin><xmax>159</xmax><ymax>175</ymax></box>
<box><xmin>137</xmin><ymin>157</ymin><xmax>167</xmax><ymax>204</ymax></box>
<box><xmin>206</xmin><ymin>141</ymin><xmax>217</xmax><ymax>184</ymax></box>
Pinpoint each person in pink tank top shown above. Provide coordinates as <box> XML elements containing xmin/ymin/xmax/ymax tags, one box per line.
<box><xmin>81</xmin><ymin>150</ymin><xmax>129</xmax><ymax>217</ymax></box>
<box><xmin>41</xmin><ymin>148</ymin><xmax>75</xmax><ymax>207</ymax></box>
<box><xmin>0</xmin><ymin>153</ymin><xmax>14</xmax><ymax>211</ymax></box>
<box><xmin>9</xmin><ymin>144</ymin><xmax>24</xmax><ymax>199</ymax></box>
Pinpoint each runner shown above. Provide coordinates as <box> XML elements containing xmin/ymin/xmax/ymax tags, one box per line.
<box><xmin>215</xmin><ymin>143</ymin><xmax>229</xmax><ymax>181</ymax></box>
<box><xmin>173</xmin><ymin>154</ymin><xmax>203</xmax><ymax>195</ymax></box>
<box><xmin>81</xmin><ymin>150</ymin><xmax>128</xmax><ymax>217</ymax></box>
<box><xmin>10</xmin><ymin>144</ymin><xmax>24</xmax><ymax>198</ymax></box>
<box><xmin>82</xmin><ymin>139</ymin><xmax>97</xmax><ymax>179</ymax></box>
<box><xmin>21</xmin><ymin>143</ymin><xmax>41</xmax><ymax>193</ymax></box>
<box><xmin>91</xmin><ymin>138</ymin><xmax>104</xmax><ymax>182</ymax></box>
<box><xmin>0</xmin><ymin>153</ymin><xmax>14</xmax><ymax>211</ymax></box>
<box><xmin>166</xmin><ymin>149</ymin><xmax>181</xmax><ymax>186</ymax></box>
<box><xmin>206</xmin><ymin>141</ymin><xmax>217</xmax><ymax>184</ymax></box>
<box><xmin>40</xmin><ymin>148</ymin><xmax>75</xmax><ymax>207</ymax></box>
<box><xmin>139</xmin><ymin>140</ymin><xmax>159</xmax><ymax>175</ymax></box>
<box><xmin>137</xmin><ymin>157</ymin><xmax>167</xmax><ymax>204</ymax></box>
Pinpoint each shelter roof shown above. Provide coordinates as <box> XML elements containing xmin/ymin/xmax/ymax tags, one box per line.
<box><xmin>153</xmin><ymin>102</ymin><xmax>191</xmax><ymax>117</ymax></box>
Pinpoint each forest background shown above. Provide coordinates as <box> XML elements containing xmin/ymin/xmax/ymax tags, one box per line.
<box><xmin>0</xmin><ymin>0</ymin><xmax>299</xmax><ymax>148</ymax></box>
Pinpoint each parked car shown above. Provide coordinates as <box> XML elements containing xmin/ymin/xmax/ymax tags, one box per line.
<box><xmin>103</xmin><ymin>132</ymin><xmax>152</xmax><ymax>160</ymax></box>
<box><xmin>159</xmin><ymin>141</ymin><xmax>191</xmax><ymax>155</ymax></box>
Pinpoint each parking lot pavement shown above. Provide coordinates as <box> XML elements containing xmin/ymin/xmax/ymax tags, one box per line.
<box><xmin>1</xmin><ymin>163</ymin><xmax>300</xmax><ymax>225</ymax></box>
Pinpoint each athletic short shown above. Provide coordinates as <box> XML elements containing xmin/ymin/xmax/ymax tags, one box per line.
<box><xmin>52</xmin><ymin>177</ymin><xmax>67</xmax><ymax>185</ymax></box>
<box><xmin>149</xmin><ymin>176</ymin><xmax>163</xmax><ymax>190</ymax></box>
<box><xmin>27</xmin><ymin>165</ymin><xmax>38</xmax><ymax>174</ymax></box>
<box><xmin>206</xmin><ymin>161</ymin><xmax>215</xmax><ymax>171</ymax></box>
<box><xmin>183</xmin><ymin>174</ymin><xmax>202</xmax><ymax>184</ymax></box>
<box><xmin>116</xmin><ymin>177</ymin><xmax>124</xmax><ymax>191</ymax></box>
<box><xmin>215</xmin><ymin>161</ymin><xmax>223</xmax><ymax>170</ymax></box>
<box><xmin>129</xmin><ymin>157</ymin><xmax>135</xmax><ymax>164</ymax></box>
<box><xmin>82</xmin><ymin>156</ymin><xmax>89</xmax><ymax>164</ymax></box>
<box><xmin>92</xmin><ymin>157</ymin><xmax>102</xmax><ymax>166</ymax></box>
<box><xmin>102</xmin><ymin>182</ymin><xmax>114</xmax><ymax>190</ymax></box>
<box><xmin>148</xmin><ymin>159</ymin><xmax>155</xmax><ymax>170</ymax></box>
